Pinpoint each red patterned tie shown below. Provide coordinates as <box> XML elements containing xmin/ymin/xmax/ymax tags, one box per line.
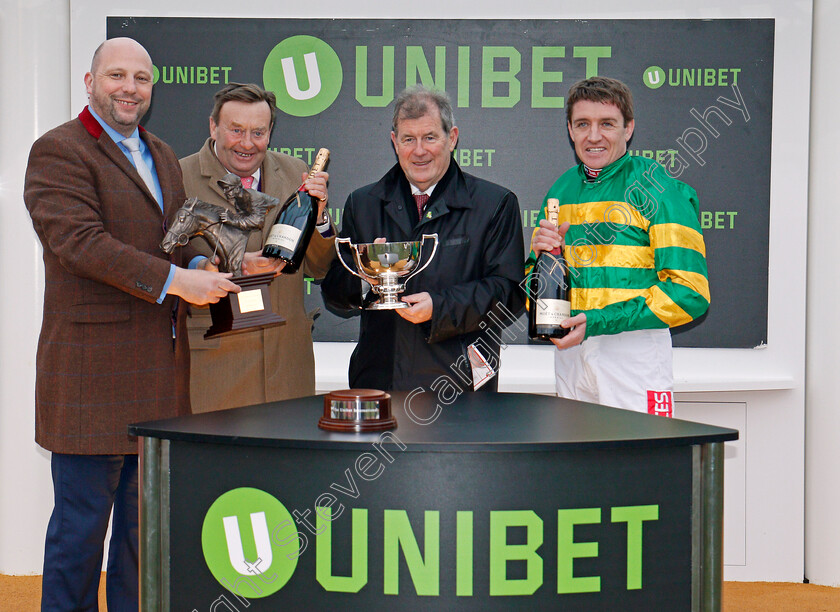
<box><xmin>413</xmin><ymin>193</ymin><xmax>430</xmax><ymax>217</ymax></box>
<box><xmin>240</xmin><ymin>176</ymin><xmax>254</xmax><ymax>189</ymax></box>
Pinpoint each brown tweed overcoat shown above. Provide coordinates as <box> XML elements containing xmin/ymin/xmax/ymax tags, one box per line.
<box><xmin>23</xmin><ymin>107</ymin><xmax>193</xmax><ymax>454</ymax></box>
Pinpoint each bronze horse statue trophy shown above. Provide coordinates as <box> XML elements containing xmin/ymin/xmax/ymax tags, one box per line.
<box><xmin>159</xmin><ymin>173</ymin><xmax>279</xmax><ymax>275</ymax></box>
<box><xmin>159</xmin><ymin>175</ymin><xmax>284</xmax><ymax>338</ymax></box>
<box><xmin>160</xmin><ymin>196</ymin><xmax>250</xmax><ymax>275</ymax></box>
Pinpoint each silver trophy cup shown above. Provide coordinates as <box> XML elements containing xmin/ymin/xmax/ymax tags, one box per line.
<box><xmin>335</xmin><ymin>234</ymin><xmax>439</xmax><ymax>309</ymax></box>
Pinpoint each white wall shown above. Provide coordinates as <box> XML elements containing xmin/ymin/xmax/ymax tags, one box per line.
<box><xmin>0</xmin><ymin>0</ymin><xmax>818</xmax><ymax>584</ymax></box>
<box><xmin>0</xmin><ymin>0</ymin><xmax>70</xmax><ymax>576</ymax></box>
<box><xmin>805</xmin><ymin>0</ymin><xmax>840</xmax><ymax>587</ymax></box>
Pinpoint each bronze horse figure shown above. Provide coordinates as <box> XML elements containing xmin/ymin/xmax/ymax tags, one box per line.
<box><xmin>160</xmin><ymin>197</ymin><xmax>249</xmax><ymax>276</ymax></box>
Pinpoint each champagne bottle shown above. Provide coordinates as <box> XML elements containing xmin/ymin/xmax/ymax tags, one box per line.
<box><xmin>262</xmin><ymin>148</ymin><xmax>330</xmax><ymax>273</ymax></box>
<box><xmin>528</xmin><ymin>198</ymin><xmax>571</xmax><ymax>340</ymax></box>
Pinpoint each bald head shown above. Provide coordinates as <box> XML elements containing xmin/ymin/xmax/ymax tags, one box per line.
<box><xmin>85</xmin><ymin>38</ymin><xmax>154</xmax><ymax>136</ymax></box>
<box><xmin>91</xmin><ymin>37</ymin><xmax>152</xmax><ymax>73</ymax></box>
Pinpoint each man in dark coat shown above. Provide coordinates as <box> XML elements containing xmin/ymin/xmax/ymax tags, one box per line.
<box><xmin>321</xmin><ymin>86</ymin><xmax>525</xmax><ymax>394</ymax></box>
<box><xmin>23</xmin><ymin>37</ymin><xmax>237</xmax><ymax>610</ymax></box>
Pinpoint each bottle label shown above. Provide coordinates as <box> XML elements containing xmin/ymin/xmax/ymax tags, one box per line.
<box><xmin>266</xmin><ymin>224</ymin><xmax>302</xmax><ymax>252</ymax></box>
<box><xmin>535</xmin><ymin>298</ymin><xmax>571</xmax><ymax>325</ymax></box>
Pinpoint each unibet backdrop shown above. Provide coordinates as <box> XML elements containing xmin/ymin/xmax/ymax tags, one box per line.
<box><xmin>109</xmin><ymin>17</ymin><xmax>774</xmax><ymax>348</ymax></box>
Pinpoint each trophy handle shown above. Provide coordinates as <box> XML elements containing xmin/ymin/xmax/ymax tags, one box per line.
<box><xmin>405</xmin><ymin>233</ymin><xmax>439</xmax><ymax>286</ymax></box>
<box><xmin>335</xmin><ymin>237</ymin><xmax>375</xmax><ymax>283</ymax></box>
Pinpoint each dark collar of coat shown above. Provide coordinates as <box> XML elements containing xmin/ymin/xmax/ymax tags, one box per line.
<box><xmin>77</xmin><ymin>106</ymin><xmax>162</xmax><ymax>215</ymax></box>
<box><xmin>78</xmin><ymin>105</ymin><xmax>148</xmax><ymax>140</ymax></box>
<box><xmin>371</xmin><ymin>159</ymin><xmax>474</xmax><ymax>210</ymax></box>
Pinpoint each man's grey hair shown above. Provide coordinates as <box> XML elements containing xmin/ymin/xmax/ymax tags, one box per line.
<box><xmin>392</xmin><ymin>85</ymin><xmax>455</xmax><ymax>135</ymax></box>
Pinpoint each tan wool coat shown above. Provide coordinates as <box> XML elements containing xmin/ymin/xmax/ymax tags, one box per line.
<box><xmin>180</xmin><ymin>139</ymin><xmax>335</xmax><ymax>412</ymax></box>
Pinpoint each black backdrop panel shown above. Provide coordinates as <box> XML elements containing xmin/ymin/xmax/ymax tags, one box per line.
<box><xmin>109</xmin><ymin>17</ymin><xmax>774</xmax><ymax>348</ymax></box>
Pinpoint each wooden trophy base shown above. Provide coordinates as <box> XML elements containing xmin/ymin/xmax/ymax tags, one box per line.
<box><xmin>204</xmin><ymin>272</ymin><xmax>285</xmax><ymax>339</ymax></box>
<box><xmin>319</xmin><ymin>389</ymin><xmax>397</xmax><ymax>432</ymax></box>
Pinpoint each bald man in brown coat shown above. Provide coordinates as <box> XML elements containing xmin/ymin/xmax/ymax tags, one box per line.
<box><xmin>24</xmin><ymin>37</ymin><xmax>236</xmax><ymax>610</ymax></box>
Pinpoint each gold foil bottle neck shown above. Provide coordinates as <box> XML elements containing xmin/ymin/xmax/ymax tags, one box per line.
<box><xmin>308</xmin><ymin>148</ymin><xmax>330</xmax><ymax>177</ymax></box>
<box><xmin>546</xmin><ymin>198</ymin><xmax>560</xmax><ymax>226</ymax></box>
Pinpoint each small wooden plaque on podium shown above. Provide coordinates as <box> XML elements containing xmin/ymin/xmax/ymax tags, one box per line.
<box><xmin>319</xmin><ymin>389</ymin><xmax>397</xmax><ymax>432</ymax></box>
<box><xmin>204</xmin><ymin>272</ymin><xmax>285</xmax><ymax>339</ymax></box>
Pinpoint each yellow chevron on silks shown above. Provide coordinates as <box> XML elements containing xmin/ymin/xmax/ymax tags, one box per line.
<box><xmin>657</xmin><ymin>268</ymin><xmax>711</xmax><ymax>302</ymax></box>
<box><xmin>571</xmin><ymin>285</ymin><xmax>694</xmax><ymax>327</ymax></box>
<box><xmin>567</xmin><ymin>243</ymin><xmax>655</xmax><ymax>270</ymax></box>
<box><xmin>649</xmin><ymin>223</ymin><xmax>706</xmax><ymax>256</ymax></box>
<box><xmin>558</xmin><ymin>200</ymin><xmax>650</xmax><ymax>231</ymax></box>
<box><xmin>572</xmin><ymin>287</ymin><xmax>648</xmax><ymax>311</ymax></box>
<box><xmin>647</xmin><ymin>285</ymin><xmax>693</xmax><ymax>326</ymax></box>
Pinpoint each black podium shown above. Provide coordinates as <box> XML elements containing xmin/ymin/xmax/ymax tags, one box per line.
<box><xmin>130</xmin><ymin>392</ymin><xmax>737</xmax><ymax>611</ymax></box>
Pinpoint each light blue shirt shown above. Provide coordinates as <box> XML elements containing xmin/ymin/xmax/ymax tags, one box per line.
<box><xmin>88</xmin><ymin>106</ymin><xmax>164</xmax><ymax>208</ymax></box>
<box><xmin>87</xmin><ymin>106</ymin><xmax>175</xmax><ymax>303</ymax></box>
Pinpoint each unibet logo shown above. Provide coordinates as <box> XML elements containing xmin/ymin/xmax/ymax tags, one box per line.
<box><xmin>264</xmin><ymin>36</ymin><xmax>343</xmax><ymax>117</ymax></box>
<box><xmin>643</xmin><ymin>66</ymin><xmax>666</xmax><ymax>89</ymax></box>
<box><xmin>201</xmin><ymin>487</ymin><xmax>298</xmax><ymax>597</ymax></box>
<box><xmin>642</xmin><ymin>65</ymin><xmax>742</xmax><ymax>88</ymax></box>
